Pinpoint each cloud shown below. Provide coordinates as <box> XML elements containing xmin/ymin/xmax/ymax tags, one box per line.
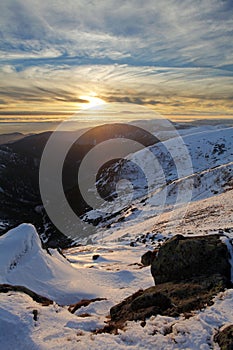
<box><xmin>0</xmin><ymin>64</ymin><xmax>232</xmax><ymax>118</ymax></box>
<box><xmin>0</xmin><ymin>0</ymin><xmax>232</xmax><ymax>68</ymax></box>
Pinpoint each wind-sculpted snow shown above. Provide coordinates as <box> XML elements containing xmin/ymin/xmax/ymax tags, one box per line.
<box><xmin>0</xmin><ymin>224</ymin><xmax>40</xmax><ymax>275</ymax></box>
<box><xmin>0</xmin><ymin>224</ymin><xmax>106</xmax><ymax>304</ymax></box>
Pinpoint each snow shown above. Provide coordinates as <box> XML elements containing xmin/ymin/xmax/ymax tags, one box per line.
<box><xmin>0</xmin><ymin>221</ymin><xmax>233</xmax><ymax>349</ymax></box>
<box><xmin>84</xmin><ymin>127</ymin><xmax>233</xmax><ymax>228</ymax></box>
<box><xmin>0</xmin><ymin>125</ymin><xmax>233</xmax><ymax>349</ymax></box>
<box><xmin>97</xmin><ymin>188</ymin><xmax>233</xmax><ymax>244</ymax></box>
<box><xmin>0</xmin><ymin>224</ymin><xmax>107</xmax><ymax>304</ymax></box>
<box><xmin>0</xmin><ymin>281</ymin><xmax>233</xmax><ymax>349</ymax></box>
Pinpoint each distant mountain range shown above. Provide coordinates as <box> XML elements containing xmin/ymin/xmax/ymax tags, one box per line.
<box><xmin>0</xmin><ymin>132</ymin><xmax>30</xmax><ymax>145</ymax></box>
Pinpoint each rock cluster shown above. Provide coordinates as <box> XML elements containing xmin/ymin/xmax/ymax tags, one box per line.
<box><xmin>107</xmin><ymin>234</ymin><xmax>232</xmax><ymax>331</ymax></box>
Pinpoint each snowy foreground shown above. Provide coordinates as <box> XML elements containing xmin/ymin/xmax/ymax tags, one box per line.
<box><xmin>0</xmin><ymin>125</ymin><xmax>233</xmax><ymax>349</ymax></box>
<box><xmin>0</xmin><ymin>214</ymin><xmax>233</xmax><ymax>349</ymax></box>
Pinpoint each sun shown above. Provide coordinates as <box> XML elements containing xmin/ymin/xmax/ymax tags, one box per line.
<box><xmin>80</xmin><ymin>93</ymin><xmax>106</xmax><ymax>109</ymax></box>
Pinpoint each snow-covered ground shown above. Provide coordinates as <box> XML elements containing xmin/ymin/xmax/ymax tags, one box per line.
<box><xmin>0</xmin><ymin>219</ymin><xmax>233</xmax><ymax>349</ymax></box>
<box><xmin>1</xmin><ymin>189</ymin><xmax>233</xmax><ymax>350</ymax></box>
<box><xmin>0</xmin><ymin>124</ymin><xmax>233</xmax><ymax>349</ymax></box>
<box><xmin>1</xmin><ymin>287</ymin><xmax>233</xmax><ymax>350</ymax></box>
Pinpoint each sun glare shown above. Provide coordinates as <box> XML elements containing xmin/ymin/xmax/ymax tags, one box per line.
<box><xmin>80</xmin><ymin>94</ymin><xmax>106</xmax><ymax>109</ymax></box>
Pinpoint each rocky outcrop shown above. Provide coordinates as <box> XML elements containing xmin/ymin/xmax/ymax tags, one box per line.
<box><xmin>110</xmin><ymin>274</ymin><xmax>228</xmax><ymax>325</ymax></box>
<box><xmin>0</xmin><ymin>284</ymin><xmax>53</xmax><ymax>306</ymax></box>
<box><xmin>102</xmin><ymin>234</ymin><xmax>232</xmax><ymax>332</ymax></box>
<box><xmin>151</xmin><ymin>234</ymin><xmax>231</xmax><ymax>284</ymax></box>
<box><xmin>214</xmin><ymin>325</ymin><xmax>233</xmax><ymax>350</ymax></box>
<box><xmin>68</xmin><ymin>297</ymin><xmax>107</xmax><ymax>314</ymax></box>
<box><xmin>141</xmin><ymin>250</ymin><xmax>158</xmax><ymax>266</ymax></box>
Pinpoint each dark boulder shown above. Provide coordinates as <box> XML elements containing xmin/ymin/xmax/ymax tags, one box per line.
<box><xmin>151</xmin><ymin>234</ymin><xmax>231</xmax><ymax>285</ymax></box>
<box><xmin>110</xmin><ymin>289</ymin><xmax>171</xmax><ymax>323</ymax></box>
<box><xmin>92</xmin><ymin>254</ymin><xmax>100</xmax><ymax>260</ymax></box>
<box><xmin>214</xmin><ymin>325</ymin><xmax>233</xmax><ymax>350</ymax></box>
<box><xmin>141</xmin><ymin>250</ymin><xmax>157</xmax><ymax>266</ymax></box>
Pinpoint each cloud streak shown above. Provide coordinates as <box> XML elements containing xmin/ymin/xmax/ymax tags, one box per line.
<box><xmin>0</xmin><ymin>64</ymin><xmax>232</xmax><ymax>117</ymax></box>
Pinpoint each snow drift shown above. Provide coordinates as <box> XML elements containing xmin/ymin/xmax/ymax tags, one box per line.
<box><xmin>0</xmin><ymin>224</ymin><xmax>105</xmax><ymax>304</ymax></box>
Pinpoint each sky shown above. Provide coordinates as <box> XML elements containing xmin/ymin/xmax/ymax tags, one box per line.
<box><xmin>0</xmin><ymin>0</ymin><xmax>233</xmax><ymax>133</ymax></box>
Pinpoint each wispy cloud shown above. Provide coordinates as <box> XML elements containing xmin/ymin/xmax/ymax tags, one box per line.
<box><xmin>0</xmin><ymin>64</ymin><xmax>232</xmax><ymax>117</ymax></box>
<box><xmin>1</xmin><ymin>0</ymin><xmax>233</xmax><ymax>67</ymax></box>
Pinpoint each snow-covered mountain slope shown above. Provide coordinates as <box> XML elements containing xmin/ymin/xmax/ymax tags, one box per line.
<box><xmin>102</xmin><ymin>126</ymin><xmax>233</xmax><ymax>202</ymax></box>
<box><xmin>84</xmin><ymin>127</ymin><xmax>233</xmax><ymax>237</ymax></box>
<box><xmin>1</xmin><ymin>137</ymin><xmax>233</xmax><ymax>350</ymax></box>
<box><xmin>96</xmin><ymin>188</ymin><xmax>233</xmax><ymax>245</ymax></box>
<box><xmin>87</xmin><ymin>131</ymin><xmax>233</xmax><ymax>245</ymax></box>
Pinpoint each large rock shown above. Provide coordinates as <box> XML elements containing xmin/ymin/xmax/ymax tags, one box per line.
<box><xmin>214</xmin><ymin>325</ymin><xmax>233</xmax><ymax>350</ymax></box>
<box><xmin>151</xmin><ymin>234</ymin><xmax>231</xmax><ymax>285</ymax></box>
